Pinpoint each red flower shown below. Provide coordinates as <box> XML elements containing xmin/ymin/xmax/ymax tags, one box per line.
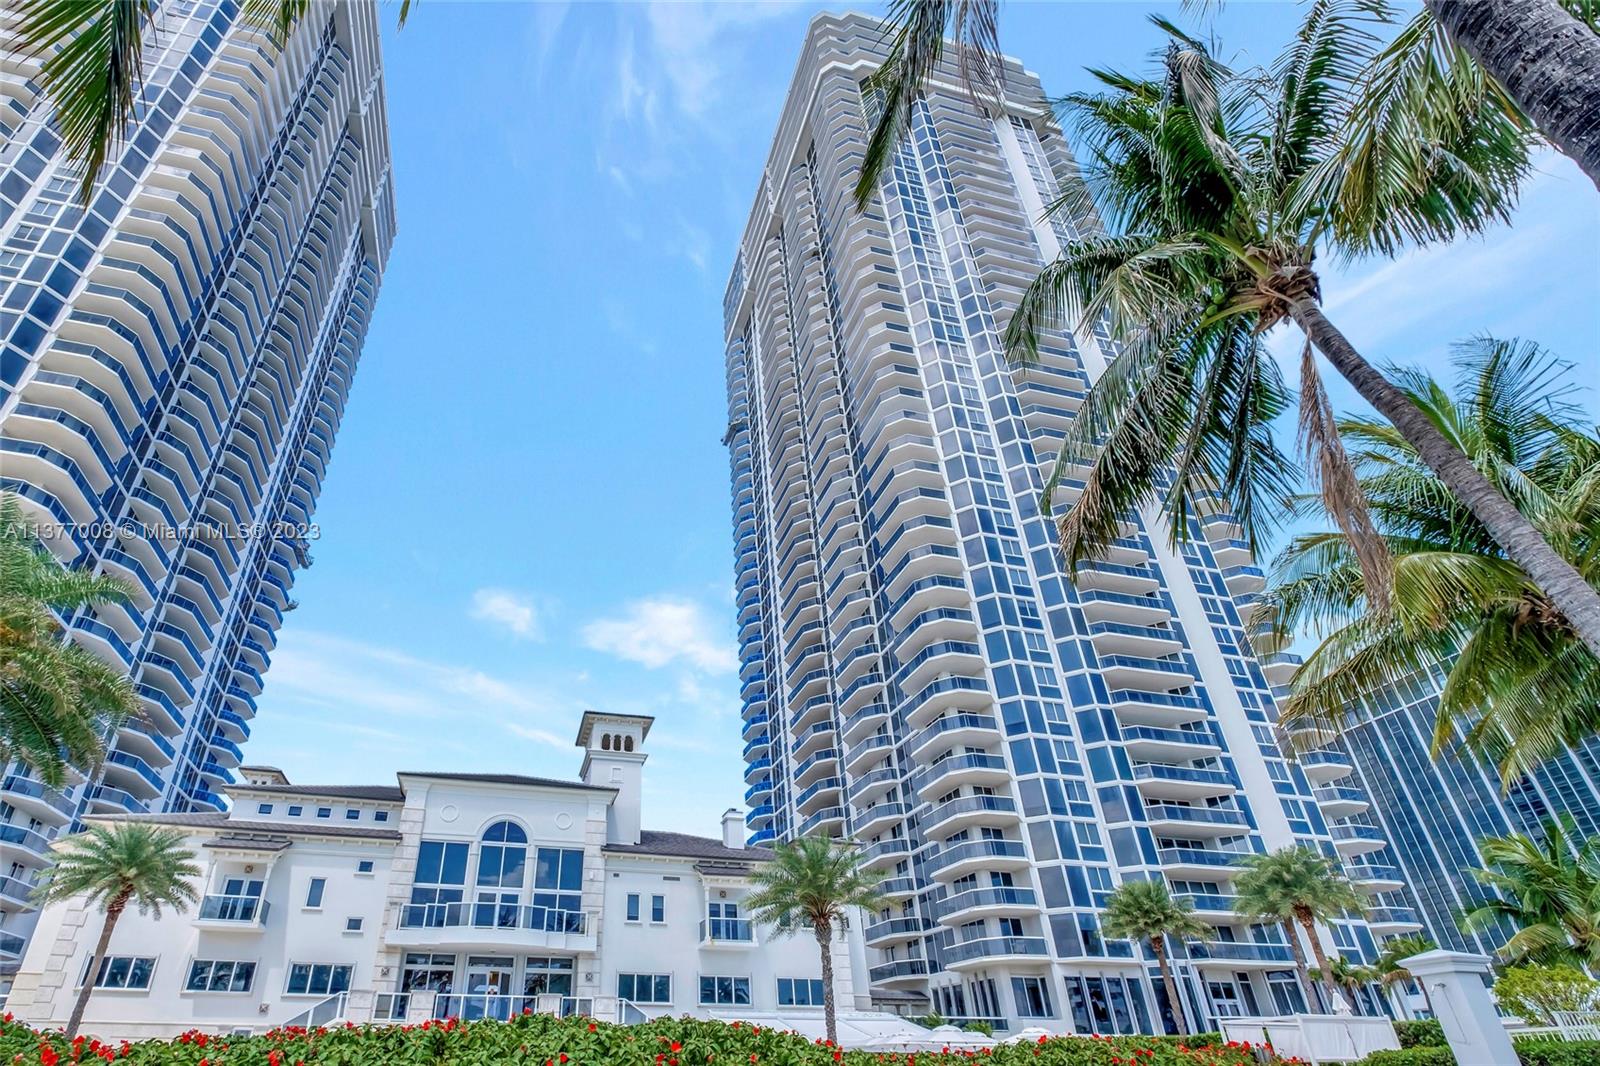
<box><xmin>672</xmin><ymin>1043</ymin><xmax>683</xmax><ymax>1053</ymax></box>
<box><xmin>40</xmin><ymin>1049</ymin><xmax>60</xmax><ymax>1066</ymax></box>
<box><xmin>835</xmin><ymin>1053</ymin><xmax>844</xmax><ymax>1062</ymax></box>
<box><xmin>751</xmin><ymin>1057</ymin><xmax>759</xmax><ymax>1063</ymax></box>
<box><xmin>561</xmin><ymin>1055</ymin><xmax>569</xmax><ymax>1063</ymax></box>
<box><xmin>590</xmin><ymin>1024</ymin><xmax>599</xmax><ymax>1032</ymax></box>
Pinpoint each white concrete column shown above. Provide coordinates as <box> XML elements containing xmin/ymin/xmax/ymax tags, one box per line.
<box><xmin>1402</xmin><ymin>950</ymin><xmax>1516</xmax><ymax>1066</ymax></box>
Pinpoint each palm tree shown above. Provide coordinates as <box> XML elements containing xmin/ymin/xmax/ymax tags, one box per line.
<box><xmin>1262</xmin><ymin>339</ymin><xmax>1600</xmax><ymax>784</ymax></box>
<box><xmin>1460</xmin><ymin>816</ymin><xmax>1600</xmax><ymax>970</ymax></box>
<box><xmin>1100</xmin><ymin>878</ymin><xmax>1211</xmax><ymax>1034</ymax></box>
<box><xmin>1310</xmin><ymin>955</ymin><xmax>1379</xmax><ymax>1014</ymax></box>
<box><xmin>852</xmin><ymin>1</ymin><xmax>1600</xmax><ymax>662</ymax></box>
<box><xmin>1</xmin><ymin>493</ymin><xmax>140</xmax><ymax>786</ymax></box>
<box><xmin>1233</xmin><ymin>847</ymin><xmax>1366</xmax><ymax>1013</ymax></box>
<box><xmin>743</xmin><ymin>836</ymin><xmax>886</xmax><ymax>1047</ymax></box>
<box><xmin>1374</xmin><ymin>934</ymin><xmax>1437</xmax><ymax>1017</ymax></box>
<box><xmin>31</xmin><ymin>821</ymin><xmax>201</xmax><ymax>1040</ymax></box>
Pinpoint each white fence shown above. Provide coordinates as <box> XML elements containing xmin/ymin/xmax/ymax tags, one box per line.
<box><xmin>1220</xmin><ymin>1015</ymin><xmax>1400</xmax><ymax>1064</ymax></box>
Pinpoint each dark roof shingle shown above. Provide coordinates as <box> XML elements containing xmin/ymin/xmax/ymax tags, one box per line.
<box><xmin>228</xmin><ymin>783</ymin><xmax>405</xmax><ymax>801</ymax></box>
<box><xmin>397</xmin><ymin>772</ymin><xmax>611</xmax><ymax>792</ymax></box>
<box><xmin>604</xmin><ymin>830</ymin><xmax>773</xmax><ymax>863</ymax></box>
<box><xmin>83</xmin><ymin>811</ymin><xmax>401</xmax><ymax>841</ymax></box>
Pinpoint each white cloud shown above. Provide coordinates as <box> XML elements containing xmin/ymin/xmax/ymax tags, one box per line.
<box><xmin>582</xmin><ymin>596</ymin><xmax>737</xmax><ymax>673</ymax></box>
<box><xmin>470</xmin><ymin>587</ymin><xmax>544</xmax><ymax>640</ymax></box>
<box><xmin>505</xmin><ymin>722</ymin><xmax>572</xmax><ymax>750</ymax></box>
<box><xmin>640</xmin><ymin>2</ymin><xmax>803</xmax><ymax>120</ymax></box>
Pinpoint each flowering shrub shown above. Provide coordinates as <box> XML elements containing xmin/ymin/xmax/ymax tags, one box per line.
<box><xmin>1</xmin><ymin>1013</ymin><xmax>1295</xmax><ymax>1066</ymax></box>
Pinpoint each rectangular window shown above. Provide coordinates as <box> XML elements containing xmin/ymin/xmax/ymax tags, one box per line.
<box><xmin>288</xmin><ymin>805</ymin><xmax>303</xmax><ymax>817</ymax></box>
<box><xmin>305</xmin><ymin>878</ymin><xmax>326</xmax><ymax>909</ymax></box>
<box><xmin>374</xmin><ymin>810</ymin><xmax>389</xmax><ymax>823</ymax></box>
<box><xmin>186</xmin><ymin>960</ymin><xmax>255</xmax><ymax>993</ymax></box>
<box><xmin>256</xmin><ymin>803</ymin><xmax>273</xmax><ymax>815</ymax></box>
<box><xmin>698</xmin><ymin>976</ymin><xmax>751</xmax><ymax>1006</ymax></box>
<box><xmin>409</xmin><ymin>840</ymin><xmax>470</xmax><ymax>925</ymax></box>
<box><xmin>316</xmin><ymin>807</ymin><xmax>332</xmax><ymax>819</ymax></box>
<box><xmin>626</xmin><ymin>893</ymin><xmax>641</xmax><ymax>922</ymax></box>
<box><xmin>345</xmin><ymin>809</ymin><xmax>361</xmax><ymax>821</ymax></box>
<box><xmin>346</xmin><ymin>918</ymin><xmax>364</xmax><ymax>932</ymax></box>
<box><xmin>618</xmin><ymin>973</ymin><xmax>672</xmax><ymax>1004</ymax></box>
<box><xmin>82</xmin><ymin>955</ymin><xmax>155</xmax><ymax>990</ymax></box>
<box><xmin>532</xmin><ymin>847</ymin><xmax>584</xmax><ymax>919</ymax></box>
<box><xmin>285</xmin><ymin>963</ymin><xmax>353</xmax><ymax>996</ymax></box>
<box><xmin>777</xmin><ymin>978</ymin><xmax>826</xmax><ymax>1007</ymax></box>
<box><xmin>1011</xmin><ymin>976</ymin><xmax>1054</xmax><ymax>1018</ymax></box>
<box><xmin>357</xmin><ymin>860</ymin><xmax>375</xmax><ymax>874</ymax></box>
<box><xmin>651</xmin><ymin>894</ymin><xmax>665</xmax><ymax>923</ymax></box>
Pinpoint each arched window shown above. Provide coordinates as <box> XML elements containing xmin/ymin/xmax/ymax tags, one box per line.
<box><xmin>601</xmin><ymin>734</ymin><xmax>612</xmax><ymax>751</ymax></box>
<box><xmin>482</xmin><ymin>821</ymin><xmax>527</xmax><ymax>844</ymax></box>
<box><xmin>623</xmin><ymin>736</ymin><xmax>634</xmax><ymax>752</ymax></box>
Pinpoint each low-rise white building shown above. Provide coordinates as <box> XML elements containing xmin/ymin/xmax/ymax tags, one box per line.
<box><xmin>5</xmin><ymin>713</ymin><xmax>872</xmax><ymax>1039</ymax></box>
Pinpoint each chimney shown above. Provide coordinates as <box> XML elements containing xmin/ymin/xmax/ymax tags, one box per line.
<box><xmin>722</xmin><ymin>808</ymin><xmax>744</xmax><ymax>850</ymax></box>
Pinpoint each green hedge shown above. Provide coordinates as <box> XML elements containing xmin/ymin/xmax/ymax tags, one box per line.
<box><xmin>1355</xmin><ymin>1038</ymin><xmax>1600</xmax><ymax>1066</ymax></box>
<box><xmin>1393</xmin><ymin>1021</ymin><xmax>1445</xmax><ymax>1049</ymax></box>
<box><xmin>0</xmin><ymin>1013</ymin><xmax>1280</xmax><ymax>1066</ymax></box>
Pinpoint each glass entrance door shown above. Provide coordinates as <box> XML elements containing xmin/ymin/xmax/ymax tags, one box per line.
<box><xmin>463</xmin><ymin>956</ymin><xmax>516</xmax><ymax>1020</ymax></box>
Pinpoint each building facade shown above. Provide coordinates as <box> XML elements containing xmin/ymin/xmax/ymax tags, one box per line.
<box><xmin>0</xmin><ymin>0</ymin><xmax>394</xmax><ymax>982</ymax></box>
<box><xmin>1326</xmin><ymin>670</ymin><xmax>1600</xmax><ymax>958</ymax></box>
<box><xmin>6</xmin><ymin>713</ymin><xmax>868</xmax><ymax>1039</ymax></box>
<box><xmin>722</xmin><ymin>12</ymin><xmax>1413</xmax><ymax>1037</ymax></box>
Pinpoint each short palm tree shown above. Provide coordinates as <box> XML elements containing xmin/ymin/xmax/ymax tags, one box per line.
<box><xmin>31</xmin><ymin>821</ymin><xmax>201</xmax><ymax>1040</ymax></box>
<box><xmin>744</xmin><ymin>836</ymin><xmax>886</xmax><ymax>1047</ymax></box>
<box><xmin>1460</xmin><ymin>816</ymin><xmax>1600</xmax><ymax>970</ymax></box>
<box><xmin>1</xmin><ymin>492</ymin><xmax>139</xmax><ymax>786</ymax></box>
<box><xmin>1262</xmin><ymin>339</ymin><xmax>1600</xmax><ymax>784</ymax></box>
<box><xmin>1100</xmin><ymin>878</ymin><xmax>1211</xmax><ymax>1034</ymax></box>
<box><xmin>1374</xmin><ymin>934</ymin><xmax>1437</xmax><ymax>1017</ymax></box>
<box><xmin>853</xmin><ymin>1</ymin><xmax>1600</xmax><ymax>662</ymax></box>
<box><xmin>1233</xmin><ymin>847</ymin><xmax>1366</xmax><ymax>1013</ymax></box>
<box><xmin>1310</xmin><ymin>955</ymin><xmax>1379</xmax><ymax>1014</ymax></box>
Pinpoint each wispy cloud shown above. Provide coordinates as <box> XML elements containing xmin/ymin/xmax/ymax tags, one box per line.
<box><xmin>582</xmin><ymin>596</ymin><xmax>737</xmax><ymax>673</ymax></box>
<box><xmin>470</xmin><ymin>587</ymin><xmax>545</xmax><ymax>641</ymax></box>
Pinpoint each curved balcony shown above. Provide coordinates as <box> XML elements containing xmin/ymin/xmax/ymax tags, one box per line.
<box><xmin>797</xmin><ymin>805</ymin><xmax>845</xmax><ymax>837</ymax></box>
<box><xmin>858</xmin><ymin>837</ymin><xmax>913</xmax><ymax>872</ymax></box>
<box><xmin>742</xmin><ymin>713</ymin><xmax>770</xmax><ymax>741</ymax></box>
<box><xmin>944</xmin><ymin>935</ymin><xmax>1049</xmax><ymax>971</ymax></box>
<box><xmin>913</xmin><ymin>752</ymin><xmax>1010</xmax><ymax>799</ymax></box>
<box><xmin>1087</xmin><ymin>620</ymin><xmax>1183</xmax><ymax>658</ymax></box>
<box><xmin>0</xmin><ymin>823</ymin><xmax>52</xmax><ymax>858</ymax></box>
<box><xmin>0</xmin><ymin>875</ymin><xmax>36</xmax><ymax>908</ymax></box>
<box><xmin>1260</xmin><ymin>650</ymin><xmax>1303</xmax><ymax>687</ymax></box>
<box><xmin>926</xmin><ymin>838</ymin><xmax>1029</xmax><ymax>881</ymax></box>
<box><xmin>922</xmin><ymin>794</ymin><xmax>1019</xmax><ymax>839</ymax></box>
<box><xmin>103</xmin><ymin>750</ymin><xmax>165</xmax><ymax>798</ymax></box>
<box><xmin>1144</xmin><ymin>803</ymin><xmax>1251</xmax><ymax>837</ymax></box>
<box><xmin>848</xmin><ymin>766</ymin><xmax>900</xmax><ymax>807</ymax></box>
<box><xmin>931</xmin><ymin>886</ymin><xmax>1037</xmax><ymax>924</ymax></box>
<box><xmin>1222</xmin><ymin>565</ymin><xmax>1267</xmax><ymax>595</ymax></box>
<box><xmin>1076</xmin><ymin>560</ymin><xmax>1160</xmax><ymax>596</ymax></box>
<box><xmin>86</xmin><ymin>784</ymin><xmax>148</xmax><ymax>814</ymax></box>
<box><xmin>1</xmin><ymin>775</ymin><xmax>76</xmax><ymax>823</ymax></box>
<box><xmin>1077</xmin><ymin>589</ymin><xmax>1172</xmax><ymax>627</ymax></box>
<box><xmin>796</xmin><ymin>775</ymin><xmax>843</xmax><ymax>814</ymax></box>
<box><xmin>1330</xmin><ymin>823</ymin><xmax>1387</xmax><ymax>856</ymax></box>
<box><xmin>742</xmin><ymin>734</ymin><xmax>771</xmax><ymax>761</ymax></box>
<box><xmin>1312</xmin><ymin>785</ymin><xmax>1370</xmax><ymax>820</ymax></box>
<box><xmin>864</xmin><ymin>916</ymin><xmax>930</xmax><ymax>947</ymax></box>
<box><xmin>1101</xmin><ymin>654</ymin><xmax>1197</xmax><ymax>693</ymax></box>
<box><xmin>909</xmin><ymin>712</ymin><xmax>1001</xmax><ymax>762</ymax></box>
<box><xmin>1366</xmin><ymin>907</ymin><xmax>1424</xmax><ymax>933</ymax></box>
<box><xmin>854</xmin><ymin>800</ymin><xmax>909</xmax><ymax>838</ymax></box>
<box><xmin>1157</xmin><ymin>847</ymin><xmax>1251</xmax><ymax>879</ymax></box>
<box><xmin>1185</xmin><ymin>941</ymin><xmax>1294</xmax><ymax>967</ymax></box>
<box><xmin>1122</xmin><ymin>725</ymin><xmax>1221</xmax><ymax>762</ymax></box>
<box><xmin>901</xmin><ymin>675</ymin><xmax>990</xmax><ymax>730</ymax></box>
<box><xmin>746</xmin><ymin>804</ymin><xmax>775</xmax><ymax>830</ymax></box>
<box><xmin>868</xmin><ymin>959</ymin><xmax>928</xmax><ymax>986</ymax></box>
<box><xmin>1347</xmin><ymin>864</ymin><xmax>1406</xmax><ymax>893</ymax></box>
<box><xmin>1110</xmin><ymin>690</ymin><xmax>1207</xmax><ymax>728</ymax></box>
<box><xmin>879</xmin><ymin>875</ymin><xmax>918</xmax><ymax>899</ymax></box>
<box><xmin>792</xmin><ymin>721</ymin><xmax>837</xmax><ymax>761</ymax></box>
<box><xmin>845</xmin><ymin>732</ymin><xmax>896</xmax><ymax>775</ymax></box>
<box><xmin>1132</xmin><ymin>763</ymin><xmax>1238</xmax><ymax>801</ymax></box>
<box><xmin>1174</xmin><ymin>893</ymin><xmax>1239</xmax><ymax>918</ymax></box>
<box><xmin>745</xmin><ymin>778</ymin><xmax>773</xmax><ymax>805</ymax></box>
<box><xmin>795</xmin><ymin>747</ymin><xmax>840</xmax><ymax>787</ymax></box>
<box><xmin>390</xmin><ymin>902</ymin><xmax>597</xmax><ymax>953</ymax></box>
<box><xmin>744</xmin><ymin>756</ymin><xmax>773</xmax><ymax>784</ymax></box>
<box><xmin>1298</xmin><ymin>749</ymin><xmax>1355</xmax><ymax>783</ymax></box>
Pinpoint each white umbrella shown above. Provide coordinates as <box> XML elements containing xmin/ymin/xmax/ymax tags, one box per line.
<box><xmin>860</xmin><ymin>1024</ymin><xmax>998</xmax><ymax>1053</ymax></box>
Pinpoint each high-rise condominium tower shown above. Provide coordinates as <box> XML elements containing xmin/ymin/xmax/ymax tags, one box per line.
<box><xmin>723</xmin><ymin>13</ymin><xmax>1410</xmax><ymax>1036</ymax></box>
<box><xmin>0</xmin><ymin>0</ymin><xmax>393</xmax><ymax>981</ymax></box>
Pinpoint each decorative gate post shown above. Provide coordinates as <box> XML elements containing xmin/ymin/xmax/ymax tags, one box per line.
<box><xmin>1401</xmin><ymin>950</ymin><xmax>1516</xmax><ymax>1066</ymax></box>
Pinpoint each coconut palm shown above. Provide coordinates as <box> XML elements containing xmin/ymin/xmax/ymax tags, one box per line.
<box><xmin>1233</xmin><ymin>847</ymin><xmax>1366</xmax><ymax>1013</ymax></box>
<box><xmin>1460</xmin><ymin>816</ymin><xmax>1600</xmax><ymax>970</ymax></box>
<box><xmin>1100</xmin><ymin>878</ymin><xmax>1211</xmax><ymax>1034</ymax></box>
<box><xmin>1261</xmin><ymin>339</ymin><xmax>1600</xmax><ymax>784</ymax></box>
<box><xmin>853</xmin><ymin>1</ymin><xmax>1600</xmax><ymax>662</ymax></box>
<box><xmin>31</xmin><ymin>821</ymin><xmax>201</xmax><ymax>1040</ymax></box>
<box><xmin>1</xmin><ymin>492</ymin><xmax>139</xmax><ymax>787</ymax></box>
<box><xmin>1374</xmin><ymin>934</ymin><xmax>1437</xmax><ymax>1017</ymax></box>
<box><xmin>743</xmin><ymin>836</ymin><xmax>886</xmax><ymax>1047</ymax></box>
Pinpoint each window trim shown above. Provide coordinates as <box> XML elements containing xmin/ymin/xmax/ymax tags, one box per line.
<box><xmin>304</xmin><ymin>876</ymin><xmax>327</xmax><ymax>910</ymax></box>
<box><xmin>650</xmin><ymin>894</ymin><xmax>665</xmax><ymax>924</ymax></box>
<box><xmin>617</xmin><ymin>972</ymin><xmax>672</xmax><ymax>1005</ymax></box>
<box><xmin>183</xmin><ymin>958</ymin><xmax>257</xmax><ymax>995</ymax></box>
<box><xmin>78</xmin><ymin>954</ymin><xmax>158</xmax><ymax>991</ymax></box>
<box><xmin>625</xmin><ymin>893</ymin><xmax>641</xmax><ymax>923</ymax></box>
<box><xmin>284</xmin><ymin>962</ymin><xmax>355</xmax><ymax>997</ymax></box>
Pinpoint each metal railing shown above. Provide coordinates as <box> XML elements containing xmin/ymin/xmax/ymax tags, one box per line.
<box><xmin>283</xmin><ymin>992</ymin><xmax>346</xmax><ymax>1029</ymax></box>
<box><xmin>701</xmin><ymin>917</ymin><xmax>754</xmax><ymax>943</ymax></box>
<box><xmin>397</xmin><ymin>902</ymin><xmax>588</xmax><ymax>934</ymax></box>
<box><xmin>434</xmin><ymin>994</ymin><xmax>592</xmax><ymax>1020</ymax></box>
<box><xmin>199</xmin><ymin>893</ymin><xmax>269</xmax><ymax>923</ymax></box>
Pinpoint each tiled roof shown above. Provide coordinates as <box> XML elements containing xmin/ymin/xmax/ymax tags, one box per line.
<box><xmin>604</xmin><ymin>830</ymin><xmax>774</xmax><ymax>863</ymax></box>
<box><xmin>83</xmin><ymin>812</ymin><xmax>402</xmax><ymax>842</ymax></box>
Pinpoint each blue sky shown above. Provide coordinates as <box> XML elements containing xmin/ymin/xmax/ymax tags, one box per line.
<box><xmin>243</xmin><ymin>2</ymin><xmax>1600</xmax><ymax>835</ymax></box>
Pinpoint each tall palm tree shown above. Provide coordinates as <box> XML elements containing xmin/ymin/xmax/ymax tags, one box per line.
<box><xmin>1262</xmin><ymin>339</ymin><xmax>1600</xmax><ymax>784</ymax></box>
<box><xmin>1374</xmin><ymin>934</ymin><xmax>1437</xmax><ymax>1017</ymax></box>
<box><xmin>1100</xmin><ymin>878</ymin><xmax>1211</xmax><ymax>1034</ymax></box>
<box><xmin>1460</xmin><ymin>817</ymin><xmax>1600</xmax><ymax>970</ymax></box>
<box><xmin>853</xmin><ymin>1</ymin><xmax>1600</xmax><ymax>662</ymax></box>
<box><xmin>31</xmin><ymin>821</ymin><xmax>201</xmax><ymax>1040</ymax></box>
<box><xmin>743</xmin><ymin>836</ymin><xmax>886</xmax><ymax>1047</ymax></box>
<box><xmin>1</xmin><ymin>493</ymin><xmax>139</xmax><ymax>786</ymax></box>
<box><xmin>1233</xmin><ymin>847</ymin><xmax>1366</xmax><ymax>1013</ymax></box>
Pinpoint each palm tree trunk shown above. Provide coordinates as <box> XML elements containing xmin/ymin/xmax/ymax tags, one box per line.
<box><xmin>1296</xmin><ymin>908</ymin><xmax>1340</xmax><ymax>1014</ymax></box>
<box><xmin>1424</xmin><ymin>0</ymin><xmax>1600</xmax><ymax>191</ymax></box>
<box><xmin>1289</xmin><ymin>297</ymin><xmax>1600</xmax><ymax>661</ymax></box>
<box><xmin>1149</xmin><ymin>934</ymin><xmax>1190</xmax><ymax>1036</ymax></box>
<box><xmin>815</xmin><ymin>918</ymin><xmax>838</xmax><ymax>1048</ymax></box>
<box><xmin>1281</xmin><ymin>918</ymin><xmax>1318</xmax><ymax>1013</ymax></box>
<box><xmin>67</xmin><ymin>888</ymin><xmax>130</xmax><ymax>1041</ymax></box>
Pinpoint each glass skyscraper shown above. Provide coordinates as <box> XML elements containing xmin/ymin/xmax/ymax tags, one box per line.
<box><xmin>0</xmin><ymin>0</ymin><xmax>393</xmax><ymax>983</ymax></box>
<box><xmin>723</xmin><ymin>13</ymin><xmax>1408</xmax><ymax>1035</ymax></box>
